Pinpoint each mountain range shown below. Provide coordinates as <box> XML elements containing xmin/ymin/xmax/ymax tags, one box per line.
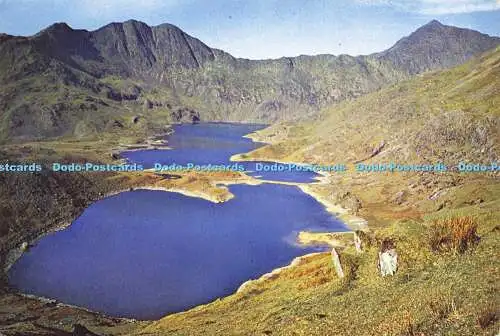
<box><xmin>0</xmin><ymin>18</ymin><xmax>499</xmax><ymax>336</ymax></box>
<box><xmin>0</xmin><ymin>19</ymin><xmax>498</xmax><ymax>141</ymax></box>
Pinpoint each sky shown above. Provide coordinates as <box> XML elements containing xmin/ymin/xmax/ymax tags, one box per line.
<box><xmin>0</xmin><ymin>0</ymin><xmax>499</xmax><ymax>59</ymax></box>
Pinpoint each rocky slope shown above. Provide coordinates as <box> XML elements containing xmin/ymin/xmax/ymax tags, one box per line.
<box><xmin>0</xmin><ymin>20</ymin><xmax>498</xmax><ymax>141</ymax></box>
<box><xmin>249</xmin><ymin>46</ymin><xmax>500</xmax><ymax>165</ymax></box>
<box><xmin>242</xmin><ymin>46</ymin><xmax>500</xmax><ymax>224</ymax></box>
<box><xmin>374</xmin><ymin>20</ymin><xmax>500</xmax><ymax>74</ymax></box>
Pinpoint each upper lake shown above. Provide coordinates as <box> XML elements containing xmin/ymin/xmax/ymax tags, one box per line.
<box><xmin>8</xmin><ymin>123</ymin><xmax>347</xmax><ymax>320</ymax></box>
<box><xmin>122</xmin><ymin>123</ymin><xmax>321</xmax><ymax>183</ymax></box>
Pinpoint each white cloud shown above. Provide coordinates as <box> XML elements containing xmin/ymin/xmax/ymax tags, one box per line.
<box><xmin>419</xmin><ymin>0</ymin><xmax>500</xmax><ymax>14</ymax></box>
<box><xmin>355</xmin><ymin>0</ymin><xmax>500</xmax><ymax>14</ymax></box>
<box><xmin>0</xmin><ymin>0</ymin><xmax>185</xmax><ymax>17</ymax></box>
<box><xmin>81</xmin><ymin>0</ymin><xmax>167</xmax><ymax>10</ymax></box>
<box><xmin>78</xmin><ymin>0</ymin><xmax>180</xmax><ymax>17</ymax></box>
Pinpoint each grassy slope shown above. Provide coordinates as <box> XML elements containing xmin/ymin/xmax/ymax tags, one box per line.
<box><xmin>137</xmin><ymin>49</ymin><xmax>500</xmax><ymax>335</ymax></box>
<box><xmin>245</xmin><ymin>46</ymin><xmax>500</xmax><ymax>227</ymax></box>
<box><xmin>0</xmin><ymin>65</ymin><xmax>178</xmax><ymax>144</ymax></box>
<box><xmin>140</xmin><ymin>204</ymin><xmax>499</xmax><ymax>336</ymax></box>
<box><xmin>247</xmin><ymin>46</ymin><xmax>499</xmax><ymax>165</ymax></box>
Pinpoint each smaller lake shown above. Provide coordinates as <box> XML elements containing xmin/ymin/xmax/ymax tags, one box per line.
<box><xmin>122</xmin><ymin>123</ymin><xmax>321</xmax><ymax>183</ymax></box>
<box><xmin>9</xmin><ymin>185</ymin><xmax>347</xmax><ymax>320</ymax></box>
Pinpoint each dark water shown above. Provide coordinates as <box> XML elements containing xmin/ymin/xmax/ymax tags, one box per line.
<box><xmin>123</xmin><ymin>123</ymin><xmax>320</xmax><ymax>183</ymax></box>
<box><xmin>9</xmin><ymin>123</ymin><xmax>346</xmax><ymax>320</ymax></box>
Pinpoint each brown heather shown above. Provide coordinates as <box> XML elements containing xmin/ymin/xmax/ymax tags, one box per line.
<box><xmin>427</xmin><ymin>216</ymin><xmax>480</xmax><ymax>253</ymax></box>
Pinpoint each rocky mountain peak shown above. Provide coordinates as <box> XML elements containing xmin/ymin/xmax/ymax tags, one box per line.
<box><xmin>376</xmin><ymin>21</ymin><xmax>500</xmax><ymax>74</ymax></box>
<box><xmin>410</xmin><ymin>19</ymin><xmax>450</xmax><ymax>38</ymax></box>
<box><xmin>37</xmin><ymin>22</ymin><xmax>74</xmax><ymax>36</ymax></box>
<box><xmin>123</xmin><ymin>19</ymin><xmax>148</xmax><ymax>27</ymax></box>
<box><xmin>423</xmin><ymin>19</ymin><xmax>444</xmax><ymax>28</ymax></box>
<box><xmin>87</xmin><ymin>19</ymin><xmax>215</xmax><ymax>76</ymax></box>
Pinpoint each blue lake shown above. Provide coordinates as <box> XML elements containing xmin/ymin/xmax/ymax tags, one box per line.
<box><xmin>8</xmin><ymin>123</ymin><xmax>346</xmax><ymax>320</ymax></box>
<box><xmin>123</xmin><ymin>123</ymin><xmax>320</xmax><ymax>183</ymax></box>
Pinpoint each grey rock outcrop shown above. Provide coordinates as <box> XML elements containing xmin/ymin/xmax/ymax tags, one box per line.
<box><xmin>375</xmin><ymin>20</ymin><xmax>500</xmax><ymax>74</ymax></box>
<box><xmin>330</xmin><ymin>191</ymin><xmax>362</xmax><ymax>215</ymax></box>
<box><xmin>171</xmin><ymin>108</ymin><xmax>200</xmax><ymax>123</ymax></box>
<box><xmin>379</xmin><ymin>249</ymin><xmax>398</xmax><ymax>276</ymax></box>
<box><xmin>73</xmin><ymin>324</ymin><xmax>101</xmax><ymax>336</ymax></box>
<box><xmin>379</xmin><ymin>241</ymin><xmax>398</xmax><ymax>277</ymax></box>
<box><xmin>331</xmin><ymin>247</ymin><xmax>345</xmax><ymax>278</ymax></box>
<box><xmin>392</xmin><ymin>190</ymin><xmax>407</xmax><ymax>205</ymax></box>
<box><xmin>353</xmin><ymin>232</ymin><xmax>362</xmax><ymax>252</ymax></box>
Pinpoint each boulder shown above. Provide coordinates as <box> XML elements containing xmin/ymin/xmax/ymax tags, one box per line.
<box><xmin>330</xmin><ymin>247</ymin><xmax>344</xmax><ymax>278</ymax></box>
<box><xmin>20</xmin><ymin>242</ymin><xmax>29</xmax><ymax>251</ymax></box>
<box><xmin>379</xmin><ymin>249</ymin><xmax>398</xmax><ymax>276</ymax></box>
<box><xmin>345</xmin><ymin>196</ymin><xmax>362</xmax><ymax>215</ymax></box>
<box><xmin>355</xmin><ymin>230</ymin><xmax>372</xmax><ymax>250</ymax></box>
<box><xmin>107</xmin><ymin>120</ymin><xmax>124</xmax><ymax>129</ymax></box>
<box><xmin>106</xmin><ymin>88</ymin><xmax>122</xmax><ymax>101</ymax></box>
<box><xmin>378</xmin><ymin>240</ymin><xmax>398</xmax><ymax>277</ymax></box>
<box><xmin>353</xmin><ymin>232</ymin><xmax>362</xmax><ymax>252</ymax></box>
<box><xmin>392</xmin><ymin>190</ymin><xmax>407</xmax><ymax>205</ymax></box>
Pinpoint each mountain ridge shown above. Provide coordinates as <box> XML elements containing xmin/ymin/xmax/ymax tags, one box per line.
<box><xmin>0</xmin><ymin>19</ymin><xmax>499</xmax><ymax>141</ymax></box>
<box><xmin>13</xmin><ymin>19</ymin><xmax>500</xmax><ymax>62</ymax></box>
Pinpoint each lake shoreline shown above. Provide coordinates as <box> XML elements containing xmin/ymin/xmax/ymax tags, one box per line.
<box><xmin>236</xmin><ymin>252</ymin><xmax>323</xmax><ymax>294</ymax></box>
<box><xmin>4</xmin><ymin>123</ymin><xmax>367</xmax><ymax>324</ymax></box>
<box><xmin>232</xmin><ymin>131</ymin><xmax>369</xmax><ymax>233</ymax></box>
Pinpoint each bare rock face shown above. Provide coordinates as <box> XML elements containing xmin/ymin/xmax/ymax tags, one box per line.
<box><xmin>375</xmin><ymin>20</ymin><xmax>500</xmax><ymax>74</ymax></box>
<box><xmin>73</xmin><ymin>324</ymin><xmax>100</xmax><ymax>336</ymax></box>
<box><xmin>330</xmin><ymin>191</ymin><xmax>362</xmax><ymax>215</ymax></box>
<box><xmin>353</xmin><ymin>140</ymin><xmax>386</xmax><ymax>164</ymax></box>
<box><xmin>171</xmin><ymin>107</ymin><xmax>200</xmax><ymax>123</ymax></box>
<box><xmin>378</xmin><ymin>240</ymin><xmax>398</xmax><ymax>276</ymax></box>
<box><xmin>256</xmin><ymin>99</ymin><xmax>286</xmax><ymax>120</ymax></box>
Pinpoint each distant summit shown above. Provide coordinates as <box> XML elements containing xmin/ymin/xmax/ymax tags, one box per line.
<box><xmin>40</xmin><ymin>22</ymin><xmax>73</xmax><ymax>32</ymax></box>
<box><xmin>423</xmin><ymin>19</ymin><xmax>444</xmax><ymax>28</ymax></box>
<box><xmin>375</xmin><ymin>20</ymin><xmax>500</xmax><ymax>74</ymax></box>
